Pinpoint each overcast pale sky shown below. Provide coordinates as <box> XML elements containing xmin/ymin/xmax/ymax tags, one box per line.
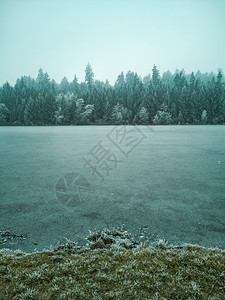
<box><xmin>0</xmin><ymin>0</ymin><xmax>225</xmax><ymax>86</ymax></box>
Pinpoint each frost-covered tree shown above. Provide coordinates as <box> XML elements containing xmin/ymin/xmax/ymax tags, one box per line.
<box><xmin>60</xmin><ymin>77</ymin><xmax>70</xmax><ymax>94</ymax></box>
<box><xmin>177</xmin><ymin>111</ymin><xmax>184</xmax><ymax>125</ymax></box>
<box><xmin>54</xmin><ymin>94</ymin><xmax>70</xmax><ymax>124</ymax></box>
<box><xmin>40</xmin><ymin>93</ymin><xmax>56</xmax><ymax>125</ymax></box>
<box><xmin>222</xmin><ymin>100</ymin><xmax>225</xmax><ymax>123</ymax></box>
<box><xmin>201</xmin><ymin>110</ymin><xmax>207</xmax><ymax>124</ymax></box>
<box><xmin>152</xmin><ymin>65</ymin><xmax>160</xmax><ymax>86</ymax></box>
<box><xmin>161</xmin><ymin>70</ymin><xmax>173</xmax><ymax>87</ymax></box>
<box><xmin>115</xmin><ymin>72</ymin><xmax>125</xmax><ymax>87</ymax></box>
<box><xmin>111</xmin><ymin>103</ymin><xmax>123</xmax><ymax>124</ymax></box>
<box><xmin>74</xmin><ymin>98</ymin><xmax>85</xmax><ymax>124</ymax></box>
<box><xmin>0</xmin><ymin>82</ymin><xmax>15</xmax><ymax>112</ymax></box>
<box><xmin>71</xmin><ymin>74</ymin><xmax>79</xmax><ymax>94</ymax></box>
<box><xmin>63</xmin><ymin>92</ymin><xmax>77</xmax><ymax>122</ymax></box>
<box><xmin>85</xmin><ymin>63</ymin><xmax>94</xmax><ymax>89</ymax></box>
<box><xmin>76</xmin><ymin>98</ymin><xmax>85</xmax><ymax>114</ymax></box>
<box><xmin>36</xmin><ymin>69</ymin><xmax>51</xmax><ymax>94</ymax></box>
<box><xmin>81</xmin><ymin>104</ymin><xmax>94</xmax><ymax>123</ymax></box>
<box><xmin>143</xmin><ymin>74</ymin><xmax>151</xmax><ymax>86</ymax></box>
<box><xmin>153</xmin><ymin>102</ymin><xmax>172</xmax><ymax>125</ymax></box>
<box><xmin>134</xmin><ymin>106</ymin><xmax>149</xmax><ymax>124</ymax></box>
<box><xmin>0</xmin><ymin>65</ymin><xmax>224</xmax><ymax>125</ymax></box>
<box><xmin>153</xmin><ymin>110</ymin><xmax>172</xmax><ymax>125</ymax></box>
<box><xmin>24</xmin><ymin>97</ymin><xmax>40</xmax><ymax>125</ymax></box>
<box><xmin>124</xmin><ymin>71</ymin><xmax>144</xmax><ymax>121</ymax></box>
<box><xmin>111</xmin><ymin>103</ymin><xmax>130</xmax><ymax>124</ymax></box>
<box><xmin>0</xmin><ymin>103</ymin><xmax>10</xmax><ymax>125</ymax></box>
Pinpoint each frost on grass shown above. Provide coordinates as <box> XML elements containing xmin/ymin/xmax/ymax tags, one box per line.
<box><xmin>0</xmin><ymin>227</ymin><xmax>225</xmax><ymax>299</ymax></box>
<box><xmin>86</xmin><ymin>227</ymin><xmax>140</xmax><ymax>250</ymax></box>
<box><xmin>0</xmin><ymin>230</ymin><xmax>26</xmax><ymax>246</ymax></box>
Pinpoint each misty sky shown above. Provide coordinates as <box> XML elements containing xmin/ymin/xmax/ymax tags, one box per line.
<box><xmin>0</xmin><ymin>0</ymin><xmax>225</xmax><ymax>86</ymax></box>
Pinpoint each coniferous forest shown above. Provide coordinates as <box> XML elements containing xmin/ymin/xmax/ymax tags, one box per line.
<box><xmin>0</xmin><ymin>64</ymin><xmax>224</xmax><ymax>126</ymax></box>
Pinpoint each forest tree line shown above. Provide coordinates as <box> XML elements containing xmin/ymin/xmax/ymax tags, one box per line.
<box><xmin>0</xmin><ymin>64</ymin><xmax>224</xmax><ymax>126</ymax></box>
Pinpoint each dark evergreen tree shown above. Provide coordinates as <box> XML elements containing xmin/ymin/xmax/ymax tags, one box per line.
<box><xmin>70</xmin><ymin>75</ymin><xmax>79</xmax><ymax>95</ymax></box>
<box><xmin>24</xmin><ymin>96</ymin><xmax>41</xmax><ymax>125</ymax></box>
<box><xmin>0</xmin><ymin>103</ymin><xmax>10</xmax><ymax>125</ymax></box>
<box><xmin>152</xmin><ymin>65</ymin><xmax>160</xmax><ymax>86</ymax></box>
<box><xmin>85</xmin><ymin>63</ymin><xmax>94</xmax><ymax>89</ymax></box>
<box><xmin>59</xmin><ymin>77</ymin><xmax>70</xmax><ymax>94</ymax></box>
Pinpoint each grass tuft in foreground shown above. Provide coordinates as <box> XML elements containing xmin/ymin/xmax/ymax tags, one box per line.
<box><xmin>0</xmin><ymin>228</ymin><xmax>224</xmax><ymax>299</ymax></box>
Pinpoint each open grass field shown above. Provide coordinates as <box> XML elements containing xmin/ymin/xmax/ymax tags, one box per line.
<box><xmin>0</xmin><ymin>125</ymin><xmax>225</xmax><ymax>252</ymax></box>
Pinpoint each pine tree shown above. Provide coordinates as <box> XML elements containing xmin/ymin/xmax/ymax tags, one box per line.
<box><xmin>0</xmin><ymin>103</ymin><xmax>10</xmax><ymax>125</ymax></box>
<box><xmin>24</xmin><ymin>96</ymin><xmax>41</xmax><ymax>125</ymax></box>
<box><xmin>55</xmin><ymin>94</ymin><xmax>70</xmax><ymax>124</ymax></box>
<box><xmin>71</xmin><ymin>75</ymin><xmax>79</xmax><ymax>95</ymax></box>
<box><xmin>111</xmin><ymin>103</ymin><xmax>124</xmax><ymax>124</ymax></box>
<box><xmin>60</xmin><ymin>77</ymin><xmax>70</xmax><ymax>94</ymax></box>
<box><xmin>152</xmin><ymin>65</ymin><xmax>160</xmax><ymax>86</ymax></box>
<box><xmin>1</xmin><ymin>82</ymin><xmax>15</xmax><ymax>112</ymax></box>
<box><xmin>85</xmin><ymin>63</ymin><xmax>94</xmax><ymax>89</ymax></box>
